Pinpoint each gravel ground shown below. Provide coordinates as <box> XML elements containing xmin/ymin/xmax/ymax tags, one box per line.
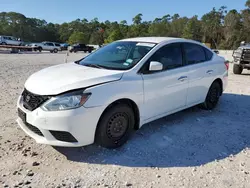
<box><xmin>0</xmin><ymin>51</ymin><xmax>249</xmax><ymax>188</ymax></box>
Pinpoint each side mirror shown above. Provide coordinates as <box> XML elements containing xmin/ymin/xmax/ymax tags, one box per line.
<box><xmin>149</xmin><ymin>61</ymin><xmax>163</xmax><ymax>71</ymax></box>
<box><xmin>213</xmin><ymin>50</ymin><xmax>219</xmax><ymax>54</ymax></box>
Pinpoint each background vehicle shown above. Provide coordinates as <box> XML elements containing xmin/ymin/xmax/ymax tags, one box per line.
<box><xmin>31</xmin><ymin>41</ymin><xmax>61</xmax><ymax>53</ymax></box>
<box><xmin>60</xmin><ymin>43</ymin><xmax>69</xmax><ymax>50</ymax></box>
<box><xmin>232</xmin><ymin>43</ymin><xmax>250</xmax><ymax>74</ymax></box>
<box><xmin>69</xmin><ymin>43</ymin><xmax>94</xmax><ymax>53</ymax></box>
<box><xmin>17</xmin><ymin>37</ymin><xmax>228</xmax><ymax>149</ymax></box>
<box><xmin>0</xmin><ymin>35</ymin><xmax>22</xmax><ymax>46</ymax></box>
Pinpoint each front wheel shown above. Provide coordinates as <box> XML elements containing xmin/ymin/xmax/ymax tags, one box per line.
<box><xmin>38</xmin><ymin>47</ymin><xmax>42</xmax><ymax>52</ymax></box>
<box><xmin>95</xmin><ymin>104</ymin><xmax>135</xmax><ymax>149</ymax></box>
<box><xmin>53</xmin><ymin>49</ymin><xmax>58</xmax><ymax>53</ymax></box>
<box><xmin>200</xmin><ymin>81</ymin><xmax>221</xmax><ymax>110</ymax></box>
<box><xmin>233</xmin><ymin>64</ymin><xmax>243</xmax><ymax>74</ymax></box>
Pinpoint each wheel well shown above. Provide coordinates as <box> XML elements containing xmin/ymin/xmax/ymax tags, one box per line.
<box><xmin>99</xmin><ymin>99</ymin><xmax>140</xmax><ymax>130</ymax></box>
<box><xmin>213</xmin><ymin>78</ymin><xmax>223</xmax><ymax>95</ymax></box>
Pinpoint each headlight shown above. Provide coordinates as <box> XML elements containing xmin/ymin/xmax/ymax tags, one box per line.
<box><xmin>41</xmin><ymin>91</ymin><xmax>91</xmax><ymax>111</ymax></box>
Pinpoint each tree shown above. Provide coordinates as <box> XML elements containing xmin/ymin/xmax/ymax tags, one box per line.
<box><xmin>0</xmin><ymin>0</ymin><xmax>249</xmax><ymax>49</ymax></box>
<box><xmin>246</xmin><ymin>0</ymin><xmax>250</xmax><ymax>8</ymax></box>
<box><xmin>221</xmin><ymin>10</ymin><xmax>242</xmax><ymax>49</ymax></box>
<box><xmin>68</xmin><ymin>31</ymin><xmax>87</xmax><ymax>44</ymax></box>
<box><xmin>182</xmin><ymin>16</ymin><xmax>202</xmax><ymax>41</ymax></box>
<box><xmin>132</xmin><ymin>14</ymin><xmax>143</xmax><ymax>25</ymax></box>
<box><xmin>105</xmin><ymin>29</ymin><xmax>123</xmax><ymax>43</ymax></box>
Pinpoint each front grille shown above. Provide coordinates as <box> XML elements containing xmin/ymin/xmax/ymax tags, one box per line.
<box><xmin>22</xmin><ymin>89</ymin><xmax>49</xmax><ymax>111</ymax></box>
<box><xmin>25</xmin><ymin>122</ymin><xmax>44</xmax><ymax>137</ymax></box>
<box><xmin>50</xmin><ymin>131</ymin><xmax>78</xmax><ymax>142</ymax></box>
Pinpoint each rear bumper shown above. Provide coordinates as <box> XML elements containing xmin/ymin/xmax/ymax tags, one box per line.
<box><xmin>16</xmin><ymin>96</ymin><xmax>105</xmax><ymax>147</ymax></box>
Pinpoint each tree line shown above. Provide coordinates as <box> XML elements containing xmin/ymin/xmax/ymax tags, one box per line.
<box><xmin>1</xmin><ymin>0</ymin><xmax>250</xmax><ymax>49</ymax></box>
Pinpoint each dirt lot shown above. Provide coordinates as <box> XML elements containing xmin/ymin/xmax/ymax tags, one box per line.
<box><xmin>0</xmin><ymin>52</ymin><xmax>249</xmax><ymax>188</ymax></box>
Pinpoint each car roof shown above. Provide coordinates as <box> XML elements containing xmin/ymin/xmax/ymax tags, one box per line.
<box><xmin>119</xmin><ymin>37</ymin><xmax>191</xmax><ymax>44</ymax></box>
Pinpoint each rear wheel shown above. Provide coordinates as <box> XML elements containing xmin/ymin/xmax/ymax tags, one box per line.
<box><xmin>53</xmin><ymin>48</ymin><xmax>58</xmax><ymax>53</ymax></box>
<box><xmin>200</xmin><ymin>81</ymin><xmax>221</xmax><ymax>110</ymax></box>
<box><xmin>95</xmin><ymin>104</ymin><xmax>135</xmax><ymax>148</ymax></box>
<box><xmin>233</xmin><ymin>64</ymin><xmax>243</xmax><ymax>74</ymax></box>
<box><xmin>1</xmin><ymin>42</ymin><xmax>7</xmax><ymax>45</ymax></box>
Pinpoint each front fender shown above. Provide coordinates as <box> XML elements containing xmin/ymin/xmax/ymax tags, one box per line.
<box><xmin>83</xmin><ymin>77</ymin><xmax>144</xmax><ymax>110</ymax></box>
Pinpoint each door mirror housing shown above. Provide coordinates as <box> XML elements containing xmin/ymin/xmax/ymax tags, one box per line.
<box><xmin>213</xmin><ymin>49</ymin><xmax>219</xmax><ymax>54</ymax></box>
<box><xmin>149</xmin><ymin>61</ymin><xmax>163</xmax><ymax>71</ymax></box>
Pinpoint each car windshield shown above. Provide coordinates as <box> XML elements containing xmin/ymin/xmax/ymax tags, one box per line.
<box><xmin>78</xmin><ymin>41</ymin><xmax>156</xmax><ymax>70</ymax></box>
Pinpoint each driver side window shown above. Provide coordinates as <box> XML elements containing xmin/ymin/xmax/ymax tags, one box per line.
<box><xmin>142</xmin><ymin>43</ymin><xmax>183</xmax><ymax>73</ymax></box>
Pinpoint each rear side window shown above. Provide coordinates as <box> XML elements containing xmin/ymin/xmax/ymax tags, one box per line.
<box><xmin>183</xmin><ymin>43</ymin><xmax>206</xmax><ymax>65</ymax></box>
<box><xmin>55</xmin><ymin>43</ymin><xmax>60</xmax><ymax>47</ymax></box>
<box><xmin>204</xmin><ymin>48</ymin><xmax>213</xmax><ymax>61</ymax></box>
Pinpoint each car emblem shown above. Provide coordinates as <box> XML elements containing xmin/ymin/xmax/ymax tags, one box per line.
<box><xmin>26</xmin><ymin>95</ymin><xmax>31</xmax><ymax>103</ymax></box>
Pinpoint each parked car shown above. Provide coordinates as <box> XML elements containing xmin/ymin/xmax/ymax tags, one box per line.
<box><xmin>31</xmin><ymin>41</ymin><xmax>61</xmax><ymax>53</ymax></box>
<box><xmin>69</xmin><ymin>43</ymin><xmax>94</xmax><ymax>53</ymax></box>
<box><xmin>17</xmin><ymin>37</ymin><xmax>228</xmax><ymax>148</ymax></box>
<box><xmin>232</xmin><ymin>44</ymin><xmax>250</xmax><ymax>74</ymax></box>
<box><xmin>0</xmin><ymin>35</ymin><xmax>23</xmax><ymax>46</ymax></box>
<box><xmin>60</xmin><ymin>43</ymin><xmax>69</xmax><ymax>50</ymax></box>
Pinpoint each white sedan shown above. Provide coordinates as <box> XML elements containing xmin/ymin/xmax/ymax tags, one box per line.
<box><xmin>17</xmin><ymin>37</ymin><xmax>228</xmax><ymax>148</ymax></box>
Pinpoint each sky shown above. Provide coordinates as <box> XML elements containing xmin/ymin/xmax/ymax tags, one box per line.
<box><xmin>0</xmin><ymin>0</ymin><xmax>247</xmax><ymax>24</ymax></box>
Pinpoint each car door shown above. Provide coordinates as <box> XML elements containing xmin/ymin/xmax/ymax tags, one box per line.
<box><xmin>11</xmin><ymin>37</ymin><xmax>18</xmax><ymax>45</ymax></box>
<box><xmin>140</xmin><ymin>43</ymin><xmax>189</xmax><ymax>120</ymax></box>
<box><xmin>183</xmin><ymin>43</ymin><xmax>215</xmax><ymax>105</ymax></box>
<box><xmin>43</xmin><ymin>42</ymin><xmax>53</xmax><ymax>50</ymax></box>
<box><xmin>5</xmin><ymin>37</ymin><xmax>13</xmax><ymax>45</ymax></box>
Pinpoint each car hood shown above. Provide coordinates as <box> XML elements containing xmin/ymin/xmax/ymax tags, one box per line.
<box><xmin>25</xmin><ymin>62</ymin><xmax>124</xmax><ymax>95</ymax></box>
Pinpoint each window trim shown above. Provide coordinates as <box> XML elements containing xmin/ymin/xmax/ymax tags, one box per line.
<box><xmin>138</xmin><ymin>42</ymin><xmax>184</xmax><ymax>75</ymax></box>
<box><xmin>203</xmin><ymin>47</ymin><xmax>214</xmax><ymax>61</ymax></box>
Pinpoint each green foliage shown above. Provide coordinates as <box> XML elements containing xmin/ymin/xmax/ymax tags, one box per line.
<box><xmin>0</xmin><ymin>0</ymin><xmax>250</xmax><ymax>49</ymax></box>
<box><xmin>105</xmin><ymin>29</ymin><xmax>123</xmax><ymax>43</ymax></box>
<box><xmin>68</xmin><ymin>31</ymin><xmax>87</xmax><ymax>44</ymax></box>
<box><xmin>182</xmin><ymin>16</ymin><xmax>201</xmax><ymax>41</ymax></box>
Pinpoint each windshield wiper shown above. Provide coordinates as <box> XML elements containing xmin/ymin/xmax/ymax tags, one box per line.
<box><xmin>83</xmin><ymin>63</ymin><xmax>105</xmax><ymax>69</ymax></box>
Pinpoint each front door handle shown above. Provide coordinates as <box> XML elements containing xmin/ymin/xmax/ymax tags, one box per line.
<box><xmin>178</xmin><ymin>76</ymin><xmax>188</xmax><ymax>82</ymax></box>
<box><xmin>206</xmin><ymin>70</ymin><xmax>214</xmax><ymax>74</ymax></box>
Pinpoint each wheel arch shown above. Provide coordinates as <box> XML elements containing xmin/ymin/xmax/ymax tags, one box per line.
<box><xmin>212</xmin><ymin>78</ymin><xmax>223</xmax><ymax>95</ymax></box>
<box><xmin>96</xmin><ymin>98</ymin><xmax>140</xmax><ymax>132</ymax></box>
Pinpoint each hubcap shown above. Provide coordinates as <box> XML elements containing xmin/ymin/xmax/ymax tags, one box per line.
<box><xmin>107</xmin><ymin>112</ymin><xmax>129</xmax><ymax>138</ymax></box>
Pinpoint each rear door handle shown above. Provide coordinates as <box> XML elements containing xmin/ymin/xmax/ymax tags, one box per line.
<box><xmin>206</xmin><ymin>70</ymin><xmax>214</xmax><ymax>74</ymax></box>
<box><xmin>178</xmin><ymin>76</ymin><xmax>188</xmax><ymax>82</ymax></box>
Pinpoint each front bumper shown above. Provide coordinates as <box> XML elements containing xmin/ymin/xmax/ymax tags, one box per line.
<box><xmin>16</xmin><ymin>96</ymin><xmax>105</xmax><ymax>147</ymax></box>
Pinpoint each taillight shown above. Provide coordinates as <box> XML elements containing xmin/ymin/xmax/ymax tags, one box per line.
<box><xmin>225</xmin><ymin>60</ymin><xmax>229</xmax><ymax>70</ymax></box>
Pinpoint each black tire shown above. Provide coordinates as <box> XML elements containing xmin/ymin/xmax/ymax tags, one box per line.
<box><xmin>233</xmin><ymin>64</ymin><xmax>243</xmax><ymax>74</ymax></box>
<box><xmin>50</xmin><ymin>50</ymin><xmax>53</xmax><ymax>53</ymax></box>
<box><xmin>53</xmin><ymin>49</ymin><xmax>58</xmax><ymax>53</ymax></box>
<box><xmin>88</xmin><ymin>50</ymin><xmax>92</xmax><ymax>53</ymax></box>
<box><xmin>200</xmin><ymin>81</ymin><xmax>221</xmax><ymax>110</ymax></box>
<box><xmin>95</xmin><ymin>104</ymin><xmax>135</xmax><ymax>149</ymax></box>
<box><xmin>38</xmin><ymin>47</ymin><xmax>42</xmax><ymax>52</ymax></box>
<box><xmin>1</xmin><ymin>42</ymin><xmax>7</xmax><ymax>45</ymax></box>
